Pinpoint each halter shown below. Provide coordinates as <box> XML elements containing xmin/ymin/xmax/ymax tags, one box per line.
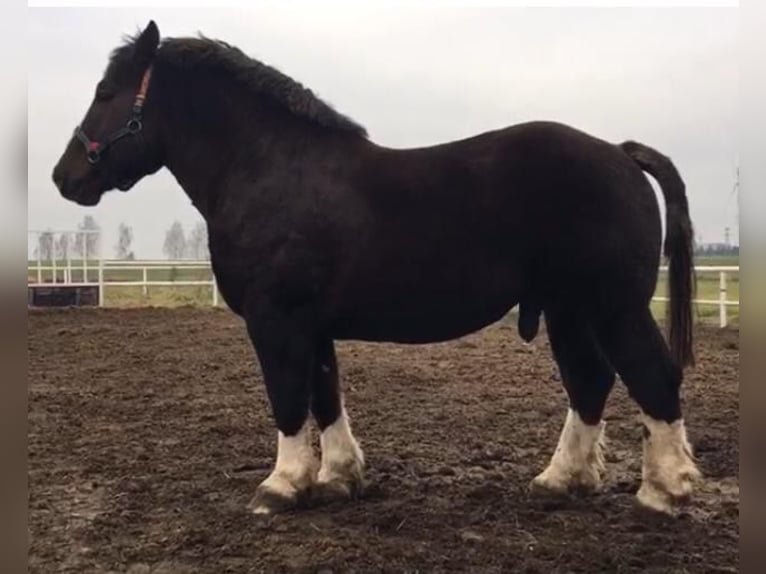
<box><xmin>74</xmin><ymin>66</ymin><xmax>153</xmax><ymax>165</ymax></box>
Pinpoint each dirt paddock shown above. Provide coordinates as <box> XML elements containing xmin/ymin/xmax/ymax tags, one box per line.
<box><xmin>28</xmin><ymin>308</ymin><xmax>739</xmax><ymax>573</ymax></box>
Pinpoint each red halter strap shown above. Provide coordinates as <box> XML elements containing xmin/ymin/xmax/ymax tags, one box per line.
<box><xmin>74</xmin><ymin>65</ymin><xmax>154</xmax><ymax>165</ymax></box>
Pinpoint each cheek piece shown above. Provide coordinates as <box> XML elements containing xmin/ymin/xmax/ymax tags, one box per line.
<box><xmin>73</xmin><ymin>66</ymin><xmax>152</xmax><ymax>165</ymax></box>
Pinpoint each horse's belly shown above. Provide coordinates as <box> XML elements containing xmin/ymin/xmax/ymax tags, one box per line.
<box><xmin>329</xmin><ymin>290</ymin><xmax>518</xmax><ymax>343</ymax></box>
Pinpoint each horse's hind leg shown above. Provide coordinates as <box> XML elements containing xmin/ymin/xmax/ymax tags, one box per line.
<box><xmin>532</xmin><ymin>308</ymin><xmax>615</xmax><ymax>494</ymax></box>
<box><xmin>310</xmin><ymin>337</ymin><xmax>365</xmax><ymax>503</ymax></box>
<box><xmin>592</xmin><ymin>306</ymin><xmax>700</xmax><ymax>514</ymax></box>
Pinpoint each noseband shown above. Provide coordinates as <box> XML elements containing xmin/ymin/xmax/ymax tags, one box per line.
<box><xmin>74</xmin><ymin>66</ymin><xmax>153</xmax><ymax>165</ymax></box>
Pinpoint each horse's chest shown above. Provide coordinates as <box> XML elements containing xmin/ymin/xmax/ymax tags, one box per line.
<box><xmin>209</xmin><ymin>234</ymin><xmax>331</xmax><ymax>315</ymax></box>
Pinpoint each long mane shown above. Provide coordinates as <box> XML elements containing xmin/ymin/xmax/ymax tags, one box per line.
<box><xmin>110</xmin><ymin>33</ymin><xmax>368</xmax><ymax>137</ymax></box>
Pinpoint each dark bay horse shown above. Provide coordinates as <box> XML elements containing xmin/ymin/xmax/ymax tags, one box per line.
<box><xmin>52</xmin><ymin>21</ymin><xmax>700</xmax><ymax>515</ymax></box>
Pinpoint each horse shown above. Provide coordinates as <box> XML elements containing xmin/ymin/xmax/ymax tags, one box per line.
<box><xmin>52</xmin><ymin>20</ymin><xmax>700</xmax><ymax>516</ymax></box>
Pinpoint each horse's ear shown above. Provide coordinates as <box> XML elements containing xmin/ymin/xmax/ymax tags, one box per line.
<box><xmin>133</xmin><ymin>20</ymin><xmax>160</xmax><ymax>67</ymax></box>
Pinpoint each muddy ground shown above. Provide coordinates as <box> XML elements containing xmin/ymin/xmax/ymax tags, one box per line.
<box><xmin>28</xmin><ymin>308</ymin><xmax>739</xmax><ymax>573</ymax></box>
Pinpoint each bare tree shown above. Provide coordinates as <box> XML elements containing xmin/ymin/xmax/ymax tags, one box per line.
<box><xmin>37</xmin><ymin>230</ymin><xmax>54</xmax><ymax>262</ymax></box>
<box><xmin>187</xmin><ymin>220</ymin><xmax>209</xmax><ymax>260</ymax></box>
<box><xmin>55</xmin><ymin>232</ymin><xmax>70</xmax><ymax>261</ymax></box>
<box><xmin>115</xmin><ymin>223</ymin><xmax>135</xmax><ymax>260</ymax></box>
<box><xmin>74</xmin><ymin>215</ymin><xmax>100</xmax><ymax>259</ymax></box>
<box><xmin>163</xmin><ymin>221</ymin><xmax>187</xmax><ymax>260</ymax></box>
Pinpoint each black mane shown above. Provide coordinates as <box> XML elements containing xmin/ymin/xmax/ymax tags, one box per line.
<box><xmin>110</xmin><ymin>34</ymin><xmax>368</xmax><ymax>137</ymax></box>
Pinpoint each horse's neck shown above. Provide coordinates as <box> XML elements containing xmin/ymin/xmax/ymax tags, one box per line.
<box><xmin>163</xmin><ymin>133</ymin><xmax>234</xmax><ymax>218</ymax></box>
<box><xmin>155</xmin><ymin>66</ymin><xmax>363</xmax><ymax>218</ymax></box>
<box><xmin>158</xmin><ymin>95</ymin><xmax>270</xmax><ymax>217</ymax></box>
<box><xmin>161</xmin><ymin>110</ymin><xmax>353</xmax><ymax>220</ymax></box>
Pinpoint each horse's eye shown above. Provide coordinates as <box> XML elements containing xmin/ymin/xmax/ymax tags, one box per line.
<box><xmin>94</xmin><ymin>82</ymin><xmax>114</xmax><ymax>102</ymax></box>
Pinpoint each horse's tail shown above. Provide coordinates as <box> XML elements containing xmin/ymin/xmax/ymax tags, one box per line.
<box><xmin>620</xmin><ymin>140</ymin><xmax>696</xmax><ymax>367</ymax></box>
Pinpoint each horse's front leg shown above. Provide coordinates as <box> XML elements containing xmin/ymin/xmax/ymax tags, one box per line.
<box><xmin>310</xmin><ymin>337</ymin><xmax>365</xmax><ymax>502</ymax></box>
<box><xmin>244</xmin><ymin>304</ymin><xmax>319</xmax><ymax>514</ymax></box>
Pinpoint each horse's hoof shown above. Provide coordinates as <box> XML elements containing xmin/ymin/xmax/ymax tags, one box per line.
<box><xmin>637</xmin><ymin>417</ymin><xmax>701</xmax><ymax>515</ymax></box>
<box><xmin>530</xmin><ymin>468</ymin><xmax>601</xmax><ymax>496</ymax></box>
<box><xmin>529</xmin><ymin>472</ymin><xmax>569</xmax><ymax>495</ymax></box>
<box><xmin>311</xmin><ymin>476</ymin><xmax>364</xmax><ymax>505</ymax></box>
<box><xmin>636</xmin><ymin>469</ymin><xmax>699</xmax><ymax>515</ymax></box>
<box><xmin>636</xmin><ymin>482</ymin><xmax>675</xmax><ymax>514</ymax></box>
<box><xmin>247</xmin><ymin>485</ymin><xmax>299</xmax><ymax>515</ymax></box>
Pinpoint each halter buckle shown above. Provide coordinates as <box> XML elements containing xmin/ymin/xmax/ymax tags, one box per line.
<box><xmin>127</xmin><ymin>118</ymin><xmax>143</xmax><ymax>134</ymax></box>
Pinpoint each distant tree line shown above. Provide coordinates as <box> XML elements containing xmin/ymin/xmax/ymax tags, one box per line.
<box><xmin>163</xmin><ymin>220</ymin><xmax>209</xmax><ymax>260</ymax></box>
<box><xmin>34</xmin><ymin>216</ymin><xmax>210</xmax><ymax>261</ymax></box>
<box><xmin>35</xmin><ymin>217</ymin><xmax>736</xmax><ymax>263</ymax></box>
<box><xmin>694</xmin><ymin>243</ymin><xmax>739</xmax><ymax>257</ymax></box>
<box><xmin>116</xmin><ymin>219</ymin><xmax>209</xmax><ymax>260</ymax></box>
<box><xmin>34</xmin><ymin>215</ymin><xmax>101</xmax><ymax>261</ymax></box>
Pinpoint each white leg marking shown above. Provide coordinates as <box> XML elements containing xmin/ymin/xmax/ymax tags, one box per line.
<box><xmin>532</xmin><ymin>408</ymin><xmax>606</xmax><ymax>493</ymax></box>
<box><xmin>252</xmin><ymin>423</ymin><xmax>318</xmax><ymax>514</ymax></box>
<box><xmin>318</xmin><ymin>406</ymin><xmax>364</xmax><ymax>488</ymax></box>
<box><xmin>637</xmin><ymin>414</ymin><xmax>701</xmax><ymax>513</ymax></box>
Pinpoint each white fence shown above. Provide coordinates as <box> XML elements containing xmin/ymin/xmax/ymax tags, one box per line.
<box><xmin>28</xmin><ymin>259</ymin><xmax>220</xmax><ymax>306</ymax></box>
<box><xmin>28</xmin><ymin>259</ymin><xmax>739</xmax><ymax>327</ymax></box>
<box><xmin>653</xmin><ymin>266</ymin><xmax>739</xmax><ymax>328</ymax></box>
<box><xmin>28</xmin><ymin>226</ymin><xmax>739</xmax><ymax>326</ymax></box>
<box><xmin>28</xmin><ymin>229</ymin><xmax>218</xmax><ymax>306</ymax></box>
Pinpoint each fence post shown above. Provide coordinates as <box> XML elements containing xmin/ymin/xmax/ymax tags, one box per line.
<box><xmin>98</xmin><ymin>253</ymin><xmax>104</xmax><ymax>307</ymax></box>
<box><xmin>83</xmin><ymin>232</ymin><xmax>88</xmax><ymax>283</ymax></box>
<box><xmin>212</xmin><ymin>278</ymin><xmax>219</xmax><ymax>307</ymax></box>
<box><xmin>52</xmin><ymin>241</ymin><xmax>57</xmax><ymax>283</ymax></box>
<box><xmin>65</xmin><ymin>232</ymin><xmax>71</xmax><ymax>284</ymax></box>
<box><xmin>719</xmin><ymin>271</ymin><xmax>727</xmax><ymax>328</ymax></box>
<box><xmin>142</xmin><ymin>267</ymin><xmax>148</xmax><ymax>298</ymax></box>
<box><xmin>36</xmin><ymin>240</ymin><xmax>42</xmax><ymax>284</ymax></box>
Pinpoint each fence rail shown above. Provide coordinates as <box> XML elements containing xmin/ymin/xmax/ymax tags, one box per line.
<box><xmin>27</xmin><ymin>260</ymin><xmax>740</xmax><ymax>327</ymax></box>
<box><xmin>28</xmin><ymin>259</ymin><xmax>219</xmax><ymax>307</ymax></box>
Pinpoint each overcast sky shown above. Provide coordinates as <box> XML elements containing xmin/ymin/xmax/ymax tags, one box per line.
<box><xmin>28</xmin><ymin>6</ymin><xmax>738</xmax><ymax>258</ymax></box>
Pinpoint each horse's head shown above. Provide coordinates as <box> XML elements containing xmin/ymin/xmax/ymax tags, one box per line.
<box><xmin>52</xmin><ymin>21</ymin><xmax>164</xmax><ymax>206</ymax></box>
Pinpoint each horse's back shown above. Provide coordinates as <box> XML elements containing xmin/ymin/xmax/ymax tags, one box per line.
<box><xmin>338</xmin><ymin>120</ymin><xmax>662</xmax><ymax>325</ymax></box>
